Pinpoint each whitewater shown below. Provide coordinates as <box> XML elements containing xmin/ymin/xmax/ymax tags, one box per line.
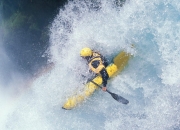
<box><xmin>1</xmin><ymin>0</ymin><xmax>180</xmax><ymax>129</ymax></box>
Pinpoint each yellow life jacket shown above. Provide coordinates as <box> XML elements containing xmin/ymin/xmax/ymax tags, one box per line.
<box><xmin>88</xmin><ymin>52</ymin><xmax>105</xmax><ymax>74</ymax></box>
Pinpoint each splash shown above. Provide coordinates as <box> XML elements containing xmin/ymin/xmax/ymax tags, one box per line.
<box><xmin>2</xmin><ymin>0</ymin><xmax>180</xmax><ymax>130</ymax></box>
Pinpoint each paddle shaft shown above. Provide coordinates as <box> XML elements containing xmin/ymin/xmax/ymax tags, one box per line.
<box><xmin>90</xmin><ymin>80</ymin><xmax>111</xmax><ymax>94</ymax></box>
<box><xmin>81</xmin><ymin>74</ymin><xmax>129</xmax><ymax>104</ymax></box>
<box><xmin>90</xmin><ymin>80</ymin><xmax>129</xmax><ymax>104</ymax></box>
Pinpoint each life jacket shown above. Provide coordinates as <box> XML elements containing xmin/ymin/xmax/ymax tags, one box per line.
<box><xmin>88</xmin><ymin>52</ymin><xmax>105</xmax><ymax>74</ymax></box>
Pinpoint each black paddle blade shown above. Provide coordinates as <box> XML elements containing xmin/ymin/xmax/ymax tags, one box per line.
<box><xmin>89</xmin><ymin>80</ymin><xmax>129</xmax><ymax>104</ymax></box>
<box><xmin>107</xmin><ymin>91</ymin><xmax>129</xmax><ymax>104</ymax></box>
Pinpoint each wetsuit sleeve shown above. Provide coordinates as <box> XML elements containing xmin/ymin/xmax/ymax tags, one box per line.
<box><xmin>99</xmin><ymin>68</ymin><xmax>109</xmax><ymax>87</ymax></box>
<box><xmin>100</xmin><ymin>55</ymin><xmax>109</xmax><ymax>67</ymax></box>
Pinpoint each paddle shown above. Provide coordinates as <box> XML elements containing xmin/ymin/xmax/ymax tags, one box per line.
<box><xmin>90</xmin><ymin>80</ymin><xmax>129</xmax><ymax>105</ymax></box>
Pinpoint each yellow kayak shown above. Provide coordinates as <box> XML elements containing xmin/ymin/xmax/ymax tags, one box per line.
<box><xmin>62</xmin><ymin>51</ymin><xmax>132</xmax><ymax>110</ymax></box>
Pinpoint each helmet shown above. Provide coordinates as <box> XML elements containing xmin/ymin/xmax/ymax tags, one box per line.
<box><xmin>80</xmin><ymin>47</ymin><xmax>92</xmax><ymax>57</ymax></box>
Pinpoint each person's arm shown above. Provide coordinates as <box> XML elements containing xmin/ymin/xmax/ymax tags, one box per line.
<box><xmin>100</xmin><ymin>55</ymin><xmax>109</xmax><ymax>67</ymax></box>
<box><xmin>91</xmin><ymin>59</ymin><xmax>109</xmax><ymax>91</ymax></box>
<box><xmin>99</xmin><ymin>68</ymin><xmax>109</xmax><ymax>91</ymax></box>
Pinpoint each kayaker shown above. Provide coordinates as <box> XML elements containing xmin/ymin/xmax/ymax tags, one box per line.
<box><xmin>80</xmin><ymin>47</ymin><xmax>109</xmax><ymax>91</ymax></box>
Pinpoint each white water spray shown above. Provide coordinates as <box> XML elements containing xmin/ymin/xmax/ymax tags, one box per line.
<box><xmin>2</xmin><ymin>0</ymin><xmax>180</xmax><ymax>130</ymax></box>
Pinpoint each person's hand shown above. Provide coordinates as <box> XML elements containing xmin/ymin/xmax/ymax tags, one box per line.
<box><xmin>102</xmin><ymin>87</ymin><xmax>107</xmax><ymax>92</ymax></box>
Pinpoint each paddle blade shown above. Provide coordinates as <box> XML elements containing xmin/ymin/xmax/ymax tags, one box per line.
<box><xmin>107</xmin><ymin>91</ymin><xmax>129</xmax><ymax>104</ymax></box>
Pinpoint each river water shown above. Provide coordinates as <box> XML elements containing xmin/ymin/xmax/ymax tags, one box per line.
<box><xmin>1</xmin><ymin>0</ymin><xmax>180</xmax><ymax>130</ymax></box>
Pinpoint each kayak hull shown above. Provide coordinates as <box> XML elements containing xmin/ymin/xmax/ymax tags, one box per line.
<box><xmin>62</xmin><ymin>51</ymin><xmax>131</xmax><ymax>110</ymax></box>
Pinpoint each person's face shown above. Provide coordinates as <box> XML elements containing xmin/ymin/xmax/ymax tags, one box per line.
<box><xmin>81</xmin><ymin>56</ymin><xmax>86</xmax><ymax>59</ymax></box>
